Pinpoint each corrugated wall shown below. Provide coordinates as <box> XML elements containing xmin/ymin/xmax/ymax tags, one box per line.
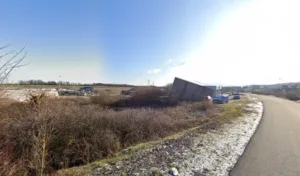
<box><xmin>171</xmin><ymin>77</ymin><xmax>216</xmax><ymax>101</ymax></box>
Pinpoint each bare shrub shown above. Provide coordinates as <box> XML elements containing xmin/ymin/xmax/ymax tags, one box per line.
<box><xmin>90</xmin><ymin>94</ymin><xmax>123</xmax><ymax>106</ymax></box>
<box><xmin>188</xmin><ymin>100</ymin><xmax>213</xmax><ymax>111</ymax></box>
<box><xmin>90</xmin><ymin>87</ymin><xmax>174</xmax><ymax>108</ymax></box>
<box><xmin>110</xmin><ymin>87</ymin><xmax>170</xmax><ymax>108</ymax></box>
<box><xmin>167</xmin><ymin>94</ymin><xmax>179</xmax><ymax>106</ymax></box>
<box><xmin>131</xmin><ymin>87</ymin><xmax>166</xmax><ymax>100</ymax></box>
<box><xmin>0</xmin><ymin>136</ymin><xmax>28</xmax><ymax>176</ymax></box>
<box><xmin>0</xmin><ymin>91</ymin><xmax>213</xmax><ymax>175</ymax></box>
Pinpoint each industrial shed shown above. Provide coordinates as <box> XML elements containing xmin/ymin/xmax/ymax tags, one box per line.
<box><xmin>170</xmin><ymin>77</ymin><xmax>218</xmax><ymax>101</ymax></box>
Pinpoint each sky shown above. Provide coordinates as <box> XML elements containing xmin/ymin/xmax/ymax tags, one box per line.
<box><xmin>1</xmin><ymin>0</ymin><xmax>300</xmax><ymax>86</ymax></box>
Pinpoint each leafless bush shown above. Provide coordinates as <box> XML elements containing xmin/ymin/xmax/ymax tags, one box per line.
<box><xmin>90</xmin><ymin>94</ymin><xmax>123</xmax><ymax>106</ymax></box>
<box><xmin>188</xmin><ymin>100</ymin><xmax>213</xmax><ymax>111</ymax></box>
<box><xmin>114</xmin><ymin>87</ymin><xmax>172</xmax><ymax>107</ymax></box>
<box><xmin>90</xmin><ymin>87</ymin><xmax>175</xmax><ymax>108</ymax></box>
<box><xmin>131</xmin><ymin>87</ymin><xmax>166</xmax><ymax>99</ymax></box>
<box><xmin>0</xmin><ymin>91</ymin><xmax>213</xmax><ymax>175</ymax></box>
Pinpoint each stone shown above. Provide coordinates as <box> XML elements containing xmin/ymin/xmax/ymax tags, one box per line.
<box><xmin>169</xmin><ymin>167</ymin><xmax>179</xmax><ymax>176</ymax></box>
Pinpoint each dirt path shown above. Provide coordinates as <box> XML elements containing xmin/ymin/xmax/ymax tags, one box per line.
<box><xmin>230</xmin><ymin>95</ymin><xmax>300</xmax><ymax>176</ymax></box>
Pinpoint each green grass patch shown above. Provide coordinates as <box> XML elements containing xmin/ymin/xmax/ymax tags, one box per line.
<box><xmin>219</xmin><ymin>103</ymin><xmax>243</xmax><ymax>117</ymax></box>
<box><xmin>55</xmin><ymin>165</ymin><xmax>91</xmax><ymax>176</ymax></box>
<box><xmin>217</xmin><ymin>97</ymin><xmax>249</xmax><ymax>123</ymax></box>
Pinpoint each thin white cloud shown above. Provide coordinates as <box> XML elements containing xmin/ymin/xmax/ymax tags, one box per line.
<box><xmin>156</xmin><ymin>0</ymin><xmax>300</xmax><ymax>86</ymax></box>
<box><xmin>177</xmin><ymin>61</ymin><xmax>185</xmax><ymax>66</ymax></box>
<box><xmin>165</xmin><ymin>59</ymin><xmax>173</xmax><ymax>64</ymax></box>
<box><xmin>147</xmin><ymin>68</ymin><xmax>161</xmax><ymax>74</ymax></box>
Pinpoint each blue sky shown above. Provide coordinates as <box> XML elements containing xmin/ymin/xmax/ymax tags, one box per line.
<box><xmin>2</xmin><ymin>0</ymin><xmax>299</xmax><ymax>85</ymax></box>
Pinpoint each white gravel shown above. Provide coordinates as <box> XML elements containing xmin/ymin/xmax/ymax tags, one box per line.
<box><xmin>174</xmin><ymin>97</ymin><xmax>263</xmax><ymax>176</ymax></box>
<box><xmin>3</xmin><ymin>88</ymin><xmax>59</xmax><ymax>102</ymax></box>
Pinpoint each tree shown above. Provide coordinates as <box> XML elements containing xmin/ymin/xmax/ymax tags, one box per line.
<box><xmin>0</xmin><ymin>45</ymin><xmax>27</xmax><ymax>84</ymax></box>
<box><xmin>165</xmin><ymin>83</ymin><xmax>173</xmax><ymax>93</ymax></box>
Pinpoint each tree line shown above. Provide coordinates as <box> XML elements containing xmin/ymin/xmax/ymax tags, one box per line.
<box><xmin>16</xmin><ymin>80</ymin><xmax>135</xmax><ymax>87</ymax></box>
<box><xmin>18</xmin><ymin>80</ymin><xmax>85</xmax><ymax>86</ymax></box>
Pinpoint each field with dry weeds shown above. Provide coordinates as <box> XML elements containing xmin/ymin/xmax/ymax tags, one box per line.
<box><xmin>0</xmin><ymin>86</ymin><xmax>245</xmax><ymax>176</ymax></box>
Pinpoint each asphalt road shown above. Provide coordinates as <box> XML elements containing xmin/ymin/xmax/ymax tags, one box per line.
<box><xmin>230</xmin><ymin>95</ymin><xmax>300</xmax><ymax>176</ymax></box>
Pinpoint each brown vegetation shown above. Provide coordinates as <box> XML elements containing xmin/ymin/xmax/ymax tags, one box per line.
<box><xmin>91</xmin><ymin>87</ymin><xmax>172</xmax><ymax>108</ymax></box>
<box><xmin>0</xmin><ymin>87</ymin><xmax>218</xmax><ymax>175</ymax></box>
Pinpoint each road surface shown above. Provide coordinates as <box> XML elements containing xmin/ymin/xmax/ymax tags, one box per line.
<box><xmin>230</xmin><ymin>95</ymin><xmax>300</xmax><ymax>176</ymax></box>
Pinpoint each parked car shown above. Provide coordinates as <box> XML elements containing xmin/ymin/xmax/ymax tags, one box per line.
<box><xmin>79</xmin><ymin>86</ymin><xmax>94</xmax><ymax>94</ymax></box>
<box><xmin>58</xmin><ymin>89</ymin><xmax>82</xmax><ymax>96</ymax></box>
<box><xmin>233</xmin><ymin>93</ymin><xmax>241</xmax><ymax>99</ymax></box>
<box><xmin>213</xmin><ymin>94</ymin><xmax>229</xmax><ymax>104</ymax></box>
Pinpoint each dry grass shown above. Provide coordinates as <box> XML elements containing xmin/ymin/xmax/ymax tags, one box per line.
<box><xmin>188</xmin><ymin>100</ymin><xmax>213</xmax><ymax>111</ymax></box>
<box><xmin>93</xmin><ymin>87</ymin><xmax>130</xmax><ymax>95</ymax></box>
<box><xmin>0</xmin><ymin>89</ymin><xmax>214</xmax><ymax>175</ymax></box>
<box><xmin>91</xmin><ymin>87</ymin><xmax>173</xmax><ymax>108</ymax></box>
<box><xmin>90</xmin><ymin>94</ymin><xmax>123</xmax><ymax>106</ymax></box>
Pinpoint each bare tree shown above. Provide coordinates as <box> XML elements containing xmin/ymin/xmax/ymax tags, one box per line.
<box><xmin>0</xmin><ymin>45</ymin><xmax>27</xmax><ymax>99</ymax></box>
<box><xmin>0</xmin><ymin>45</ymin><xmax>27</xmax><ymax>84</ymax></box>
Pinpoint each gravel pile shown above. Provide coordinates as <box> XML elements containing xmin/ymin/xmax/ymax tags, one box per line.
<box><xmin>3</xmin><ymin>88</ymin><xmax>59</xmax><ymax>101</ymax></box>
